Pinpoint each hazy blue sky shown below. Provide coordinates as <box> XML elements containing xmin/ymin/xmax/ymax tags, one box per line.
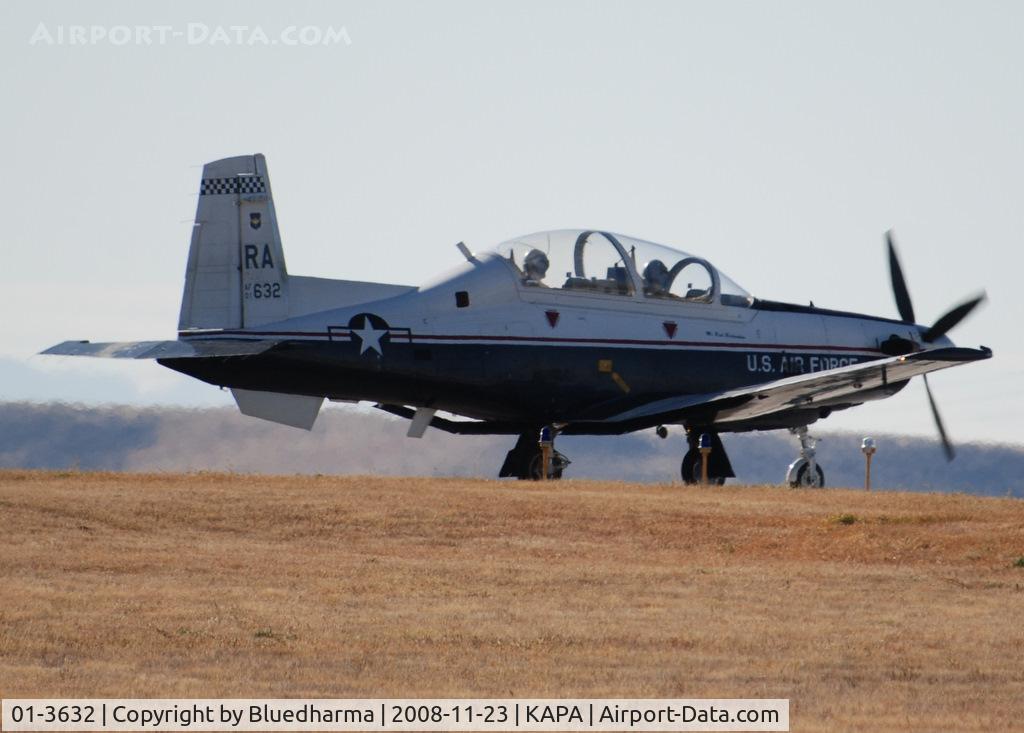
<box><xmin>2</xmin><ymin>1</ymin><xmax>1021</xmax><ymax>445</ymax></box>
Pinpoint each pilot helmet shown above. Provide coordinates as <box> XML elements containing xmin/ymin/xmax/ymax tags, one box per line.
<box><xmin>524</xmin><ymin>249</ymin><xmax>550</xmax><ymax>281</ymax></box>
<box><xmin>643</xmin><ymin>259</ymin><xmax>670</xmax><ymax>292</ymax></box>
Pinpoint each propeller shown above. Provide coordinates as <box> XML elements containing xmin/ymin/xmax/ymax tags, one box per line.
<box><xmin>885</xmin><ymin>230</ymin><xmax>986</xmax><ymax>460</ymax></box>
<box><xmin>923</xmin><ymin>375</ymin><xmax>954</xmax><ymax>460</ymax></box>
<box><xmin>886</xmin><ymin>231</ymin><xmax>916</xmax><ymax>324</ymax></box>
<box><xmin>921</xmin><ymin>293</ymin><xmax>986</xmax><ymax>343</ymax></box>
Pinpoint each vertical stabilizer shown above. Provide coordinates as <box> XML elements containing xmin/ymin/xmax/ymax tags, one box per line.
<box><xmin>178</xmin><ymin>154</ymin><xmax>289</xmax><ymax>330</ymax></box>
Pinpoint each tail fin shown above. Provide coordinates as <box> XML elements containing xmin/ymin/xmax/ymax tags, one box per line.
<box><xmin>178</xmin><ymin>154</ymin><xmax>289</xmax><ymax>330</ymax></box>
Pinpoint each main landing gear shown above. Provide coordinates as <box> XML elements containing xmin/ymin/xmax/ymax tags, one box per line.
<box><xmin>496</xmin><ymin>424</ymin><xmax>824</xmax><ymax>487</ymax></box>
<box><xmin>680</xmin><ymin>429</ymin><xmax>735</xmax><ymax>485</ymax></box>
<box><xmin>786</xmin><ymin>426</ymin><xmax>825</xmax><ymax>488</ymax></box>
<box><xmin>498</xmin><ymin>429</ymin><xmax>572</xmax><ymax>480</ymax></box>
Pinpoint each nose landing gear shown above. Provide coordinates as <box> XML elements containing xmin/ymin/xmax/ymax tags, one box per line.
<box><xmin>786</xmin><ymin>426</ymin><xmax>825</xmax><ymax>488</ymax></box>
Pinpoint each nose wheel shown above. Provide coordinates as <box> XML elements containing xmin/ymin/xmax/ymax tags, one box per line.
<box><xmin>786</xmin><ymin>426</ymin><xmax>825</xmax><ymax>488</ymax></box>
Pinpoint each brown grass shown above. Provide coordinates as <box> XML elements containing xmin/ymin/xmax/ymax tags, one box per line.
<box><xmin>2</xmin><ymin>470</ymin><xmax>1024</xmax><ymax>731</ymax></box>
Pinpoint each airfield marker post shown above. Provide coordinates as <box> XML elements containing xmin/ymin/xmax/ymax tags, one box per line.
<box><xmin>699</xmin><ymin>432</ymin><xmax>712</xmax><ymax>485</ymax></box>
<box><xmin>539</xmin><ymin>426</ymin><xmax>553</xmax><ymax>481</ymax></box>
<box><xmin>861</xmin><ymin>437</ymin><xmax>877</xmax><ymax>491</ymax></box>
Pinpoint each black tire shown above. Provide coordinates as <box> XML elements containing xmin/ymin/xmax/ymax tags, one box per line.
<box><xmin>681</xmin><ymin>449</ymin><xmax>726</xmax><ymax>485</ymax></box>
<box><xmin>790</xmin><ymin>462</ymin><xmax>825</xmax><ymax>488</ymax></box>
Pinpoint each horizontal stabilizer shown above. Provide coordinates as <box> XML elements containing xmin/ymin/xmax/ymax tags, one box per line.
<box><xmin>231</xmin><ymin>388</ymin><xmax>324</xmax><ymax>430</ymax></box>
<box><xmin>41</xmin><ymin>339</ymin><xmax>279</xmax><ymax>359</ymax></box>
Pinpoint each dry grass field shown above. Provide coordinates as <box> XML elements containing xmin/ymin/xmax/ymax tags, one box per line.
<box><xmin>2</xmin><ymin>470</ymin><xmax>1024</xmax><ymax>731</ymax></box>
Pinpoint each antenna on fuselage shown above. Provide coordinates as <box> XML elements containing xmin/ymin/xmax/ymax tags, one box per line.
<box><xmin>456</xmin><ymin>241</ymin><xmax>478</xmax><ymax>264</ymax></box>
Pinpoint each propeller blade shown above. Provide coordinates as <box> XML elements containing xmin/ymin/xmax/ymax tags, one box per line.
<box><xmin>922</xmin><ymin>293</ymin><xmax>986</xmax><ymax>343</ymax></box>
<box><xmin>886</xmin><ymin>230</ymin><xmax>916</xmax><ymax>324</ymax></box>
<box><xmin>923</xmin><ymin>374</ymin><xmax>955</xmax><ymax>461</ymax></box>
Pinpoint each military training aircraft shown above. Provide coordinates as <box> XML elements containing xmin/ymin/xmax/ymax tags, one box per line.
<box><xmin>44</xmin><ymin>154</ymin><xmax>991</xmax><ymax>485</ymax></box>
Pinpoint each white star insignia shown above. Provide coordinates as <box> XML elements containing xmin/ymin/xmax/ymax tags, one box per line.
<box><xmin>351</xmin><ymin>318</ymin><xmax>388</xmax><ymax>355</ymax></box>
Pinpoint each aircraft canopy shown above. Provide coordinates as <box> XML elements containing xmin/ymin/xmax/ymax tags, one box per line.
<box><xmin>494</xmin><ymin>229</ymin><xmax>752</xmax><ymax>306</ymax></box>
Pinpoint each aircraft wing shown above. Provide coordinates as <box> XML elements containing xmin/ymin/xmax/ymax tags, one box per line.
<box><xmin>40</xmin><ymin>338</ymin><xmax>280</xmax><ymax>359</ymax></box>
<box><xmin>594</xmin><ymin>346</ymin><xmax>992</xmax><ymax>431</ymax></box>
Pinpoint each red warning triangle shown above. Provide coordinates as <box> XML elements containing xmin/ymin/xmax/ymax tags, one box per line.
<box><xmin>663</xmin><ymin>321</ymin><xmax>677</xmax><ymax>338</ymax></box>
<box><xmin>545</xmin><ymin>310</ymin><xmax>560</xmax><ymax>328</ymax></box>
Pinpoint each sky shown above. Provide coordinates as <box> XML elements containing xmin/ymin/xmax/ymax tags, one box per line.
<box><xmin>1</xmin><ymin>0</ymin><xmax>1022</xmax><ymax>445</ymax></box>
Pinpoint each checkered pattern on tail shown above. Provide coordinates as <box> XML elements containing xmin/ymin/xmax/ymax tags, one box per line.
<box><xmin>200</xmin><ymin>176</ymin><xmax>267</xmax><ymax>196</ymax></box>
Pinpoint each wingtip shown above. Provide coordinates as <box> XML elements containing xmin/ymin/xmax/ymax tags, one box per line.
<box><xmin>39</xmin><ymin>340</ymin><xmax>89</xmax><ymax>356</ymax></box>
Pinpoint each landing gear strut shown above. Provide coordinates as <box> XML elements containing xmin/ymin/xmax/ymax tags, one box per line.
<box><xmin>498</xmin><ymin>428</ymin><xmax>571</xmax><ymax>480</ymax></box>
<box><xmin>680</xmin><ymin>429</ymin><xmax>735</xmax><ymax>485</ymax></box>
<box><xmin>786</xmin><ymin>426</ymin><xmax>825</xmax><ymax>488</ymax></box>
